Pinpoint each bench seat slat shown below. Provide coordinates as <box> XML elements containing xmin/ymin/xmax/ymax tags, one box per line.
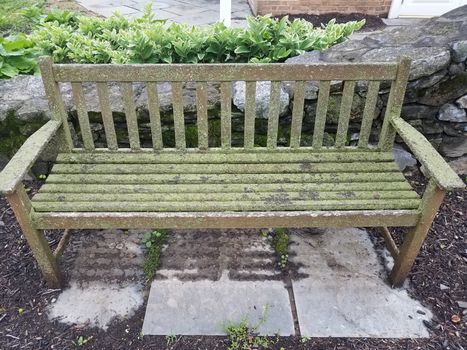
<box><xmin>33</xmin><ymin>190</ymin><xmax>419</xmax><ymax>203</ymax></box>
<box><xmin>50</xmin><ymin>162</ymin><xmax>400</xmax><ymax>174</ymax></box>
<box><xmin>32</xmin><ymin>199</ymin><xmax>421</xmax><ymax>212</ymax></box>
<box><xmin>39</xmin><ymin>181</ymin><xmax>413</xmax><ymax>194</ymax></box>
<box><xmin>32</xmin><ymin>210</ymin><xmax>420</xmax><ymax>230</ymax></box>
<box><xmin>44</xmin><ymin>172</ymin><xmax>407</xmax><ymax>184</ymax></box>
<box><xmin>56</xmin><ymin>151</ymin><xmax>395</xmax><ymax>164</ymax></box>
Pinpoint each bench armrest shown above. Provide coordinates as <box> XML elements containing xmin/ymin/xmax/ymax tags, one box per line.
<box><xmin>0</xmin><ymin>120</ymin><xmax>62</xmax><ymax>195</ymax></box>
<box><xmin>391</xmin><ymin>117</ymin><xmax>465</xmax><ymax>191</ymax></box>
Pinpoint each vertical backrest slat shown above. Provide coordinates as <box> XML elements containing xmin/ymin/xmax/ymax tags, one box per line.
<box><xmin>266</xmin><ymin>81</ymin><xmax>281</xmax><ymax>149</ymax></box>
<box><xmin>312</xmin><ymin>80</ymin><xmax>331</xmax><ymax>148</ymax></box>
<box><xmin>39</xmin><ymin>57</ymin><xmax>73</xmax><ymax>151</ymax></box>
<box><xmin>120</xmin><ymin>82</ymin><xmax>141</xmax><ymax>150</ymax></box>
<box><xmin>71</xmin><ymin>82</ymin><xmax>95</xmax><ymax>151</ymax></box>
<box><xmin>220</xmin><ymin>82</ymin><xmax>232</xmax><ymax>148</ymax></box>
<box><xmin>196</xmin><ymin>82</ymin><xmax>209</xmax><ymax>150</ymax></box>
<box><xmin>96</xmin><ymin>82</ymin><xmax>118</xmax><ymax>150</ymax></box>
<box><xmin>147</xmin><ymin>82</ymin><xmax>163</xmax><ymax>150</ymax></box>
<box><xmin>358</xmin><ymin>81</ymin><xmax>380</xmax><ymax>148</ymax></box>
<box><xmin>289</xmin><ymin>81</ymin><xmax>306</xmax><ymax>148</ymax></box>
<box><xmin>335</xmin><ymin>80</ymin><xmax>356</xmax><ymax>148</ymax></box>
<box><xmin>171</xmin><ymin>82</ymin><xmax>186</xmax><ymax>149</ymax></box>
<box><xmin>244</xmin><ymin>81</ymin><xmax>256</xmax><ymax>149</ymax></box>
<box><xmin>379</xmin><ymin>57</ymin><xmax>411</xmax><ymax>151</ymax></box>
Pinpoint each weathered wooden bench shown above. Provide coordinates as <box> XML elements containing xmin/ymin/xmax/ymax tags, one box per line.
<box><xmin>0</xmin><ymin>56</ymin><xmax>464</xmax><ymax>289</ymax></box>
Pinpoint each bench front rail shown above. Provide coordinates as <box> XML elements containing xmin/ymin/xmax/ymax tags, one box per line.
<box><xmin>0</xmin><ymin>56</ymin><xmax>463</xmax><ymax>288</ymax></box>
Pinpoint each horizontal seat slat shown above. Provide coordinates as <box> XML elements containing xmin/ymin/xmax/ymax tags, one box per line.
<box><xmin>32</xmin><ymin>210</ymin><xmax>421</xmax><ymax>229</ymax></box>
<box><xmin>50</xmin><ymin>162</ymin><xmax>399</xmax><ymax>175</ymax></box>
<box><xmin>44</xmin><ymin>172</ymin><xmax>407</xmax><ymax>185</ymax></box>
<box><xmin>38</xmin><ymin>181</ymin><xmax>414</xmax><ymax>194</ymax></box>
<box><xmin>32</xmin><ymin>199</ymin><xmax>421</xmax><ymax>212</ymax></box>
<box><xmin>56</xmin><ymin>151</ymin><xmax>395</xmax><ymax>164</ymax></box>
<box><xmin>53</xmin><ymin>63</ymin><xmax>398</xmax><ymax>82</ymax></box>
<box><xmin>32</xmin><ymin>190</ymin><xmax>419</xmax><ymax>203</ymax></box>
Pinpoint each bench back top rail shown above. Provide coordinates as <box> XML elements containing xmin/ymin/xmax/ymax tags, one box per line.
<box><xmin>39</xmin><ymin>56</ymin><xmax>411</xmax><ymax>153</ymax></box>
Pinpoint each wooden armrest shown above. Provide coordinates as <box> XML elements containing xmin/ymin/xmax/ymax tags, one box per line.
<box><xmin>391</xmin><ymin>117</ymin><xmax>465</xmax><ymax>191</ymax></box>
<box><xmin>0</xmin><ymin>120</ymin><xmax>62</xmax><ymax>195</ymax></box>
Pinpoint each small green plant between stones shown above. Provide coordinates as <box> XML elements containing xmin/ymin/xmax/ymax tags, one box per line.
<box><xmin>165</xmin><ymin>334</ymin><xmax>180</xmax><ymax>346</ymax></box>
<box><xmin>224</xmin><ymin>305</ymin><xmax>277</xmax><ymax>350</ymax></box>
<box><xmin>141</xmin><ymin>230</ymin><xmax>168</xmax><ymax>281</ymax></box>
<box><xmin>300</xmin><ymin>335</ymin><xmax>311</xmax><ymax>343</ymax></box>
<box><xmin>265</xmin><ymin>228</ymin><xmax>290</xmax><ymax>270</ymax></box>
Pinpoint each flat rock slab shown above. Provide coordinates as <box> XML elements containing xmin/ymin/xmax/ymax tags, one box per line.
<box><xmin>48</xmin><ymin>230</ymin><xmax>147</xmax><ymax>329</ymax></box>
<box><xmin>290</xmin><ymin>228</ymin><xmax>432</xmax><ymax>338</ymax></box>
<box><xmin>143</xmin><ymin>277</ymin><xmax>294</xmax><ymax>335</ymax></box>
<box><xmin>142</xmin><ymin>229</ymin><xmax>294</xmax><ymax>335</ymax></box>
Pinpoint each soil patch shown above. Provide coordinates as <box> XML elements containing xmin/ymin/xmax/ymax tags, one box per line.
<box><xmin>275</xmin><ymin>12</ymin><xmax>386</xmax><ymax>32</ymax></box>
<box><xmin>0</xmin><ymin>171</ymin><xmax>465</xmax><ymax>349</ymax></box>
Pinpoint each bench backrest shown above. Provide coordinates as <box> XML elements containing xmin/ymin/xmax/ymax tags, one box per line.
<box><xmin>39</xmin><ymin>56</ymin><xmax>410</xmax><ymax>153</ymax></box>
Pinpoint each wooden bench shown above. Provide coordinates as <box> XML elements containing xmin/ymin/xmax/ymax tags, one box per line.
<box><xmin>0</xmin><ymin>56</ymin><xmax>464</xmax><ymax>289</ymax></box>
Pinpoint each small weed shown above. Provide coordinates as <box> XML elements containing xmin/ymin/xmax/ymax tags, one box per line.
<box><xmin>141</xmin><ymin>230</ymin><xmax>168</xmax><ymax>281</ymax></box>
<box><xmin>73</xmin><ymin>335</ymin><xmax>93</xmax><ymax>347</ymax></box>
<box><xmin>165</xmin><ymin>334</ymin><xmax>180</xmax><ymax>346</ymax></box>
<box><xmin>17</xmin><ymin>308</ymin><xmax>24</xmax><ymax>315</ymax></box>
<box><xmin>266</xmin><ymin>228</ymin><xmax>290</xmax><ymax>270</ymax></box>
<box><xmin>300</xmin><ymin>335</ymin><xmax>311</xmax><ymax>343</ymax></box>
<box><xmin>38</xmin><ymin>174</ymin><xmax>47</xmax><ymax>180</ymax></box>
<box><xmin>224</xmin><ymin>305</ymin><xmax>275</xmax><ymax>350</ymax></box>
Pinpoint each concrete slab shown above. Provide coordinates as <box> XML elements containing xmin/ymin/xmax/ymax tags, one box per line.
<box><xmin>48</xmin><ymin>230</ymin><xmax>147</xmax><ymax>329</ymax></box>
<box><xmin>143</xmin><ymin>275</ymin><xmax>294</xmax><ymax>335</ymax></box>
<box><xmin>49</xmin><ymin>282</ymin><xmax>144</xmax><ymax>330</ymax></box>
<box><xmin>290</xmin><ymin>228</ymin><xmax>432</xmax><ymax>338</ymax></box>
<box><xmin>142</xmin><ymin>229</ymin><xmax>294</xmax><ymax>336</ymax></box>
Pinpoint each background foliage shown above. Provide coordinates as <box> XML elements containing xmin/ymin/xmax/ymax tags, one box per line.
<box><xmin>0</xmin><ymin>5</ymin><xmax>364</xmax><ymax>79</ymax></box>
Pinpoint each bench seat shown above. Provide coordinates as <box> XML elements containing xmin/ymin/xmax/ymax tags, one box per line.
<box><xmin>30</xmin><ymin>150</ymin><xmax>421</xmax><ymax>229</ymax></box>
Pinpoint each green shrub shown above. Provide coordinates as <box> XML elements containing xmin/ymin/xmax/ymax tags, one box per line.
<box><xmin>31</xmin><ymin>6</ymin><xmax>364</xmax><ymax>64</ymax></box>
<box><xmin>1</xmin><ymin>6</ymin><xmax>364</xmax><ymax>79</ymax></box>
<box><xmin>0</xmin><ymin>35</ymin><xmax>40</xmax><ymax>78</ymax></box>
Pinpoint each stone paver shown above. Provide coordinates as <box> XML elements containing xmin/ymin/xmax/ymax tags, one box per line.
<box><xmin>48</xmin><ymin>230</ymin><xmax>147</xmax><ymax>328</ymax></box>
<box><xmin>290</xmin><ymin>228</ymin><xmax>432</xmax><ymax>338</ymax></box>
<box><xmin>143</xmin><ymin>229</ymin><xmax>294</xmax><ymax>335</ymax></box>
<box><xmin>143</xmin><ymin>275</ymin><xmax>294</xmax><ymax>335</ymax></box>
<box><xmin>76</xmin><ymin>0</ymin><xmax>252</xmax><ymax>26</ymax></box>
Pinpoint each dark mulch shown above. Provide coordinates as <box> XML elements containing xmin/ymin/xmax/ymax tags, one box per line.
<box><xmin>275</xmin><ymin>12</ymin><xmax>386</xmax><ymax>32</ymax></box>
<box><xmin>0</xmin><ymin>171</ymin><xmax>465</xmax><ymax>350</ymax></box>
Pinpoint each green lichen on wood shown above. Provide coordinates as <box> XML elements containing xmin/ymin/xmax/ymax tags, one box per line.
<box><xmin>391</xmin><ymin>117</ymin><xmax>465</xmax><ymax>190</ymax></box>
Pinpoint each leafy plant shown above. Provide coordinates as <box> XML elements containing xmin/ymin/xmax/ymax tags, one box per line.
<box><xmin>73</xmin><ymin>335</ymin><xmax>93</xmax><ymax>347</ymax></box>
<box><xmin>0</xmin><ymin>35</ymin><xmax>40</xmax><ymax>78</ymax></box>
<box><xmin>31</xmin><ymin>8</ymin><xmax>364</xmax><ymax>65</ymax></box>
<box><xmin>142</xmin><ymin>229</ymin><xmax>168</xmax><ymax>280</ymax></box>
<box><xmin>224</xmin><ymin>305</ymin><xmax>275</xmax><ymax>350</ymax></box>
<box><xmin>270</xmin><ymin>228</ymin><xmax>289</xmax><ymax>270</ymax></box>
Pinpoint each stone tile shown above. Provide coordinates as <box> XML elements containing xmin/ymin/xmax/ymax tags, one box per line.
<box><xmin>290</xmin><ymin>228</ymin><xmax>432</xmax><ymax>338</ymax></box>
<box><xmin>49</xmin><ymin>282</ymin><xmax>144</xmax><ymax>330</ymax></box>
<box><xmin>78</xmin><ymin>0</ymin><xmax>253</xmax><ymax>24</ymax></box>
<box><xmin>142</xmin><ymin>276</ymin><xmax>294</xmax><ymax>335</ymax></box>
<box><xmin>143</xmin><ymin>229</ymin><xmax>293</xmax><ymax>335</ymax></box>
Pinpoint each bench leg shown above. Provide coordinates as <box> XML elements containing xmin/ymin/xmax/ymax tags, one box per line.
<box><xmin>6</xmin><ymin>186</ymin><xmax>63</xmax><ymax>288</ymax></box>
<box><xmin>389</xmin><ymin>180</ymin><xmax>445</xmax><ymax>287</ymax></box>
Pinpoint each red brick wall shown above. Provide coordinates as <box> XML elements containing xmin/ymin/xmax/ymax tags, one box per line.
<box><xmin>248</xmin><ymin>0</ymin><xmax>393</xmax><ymax>16</ymax></box>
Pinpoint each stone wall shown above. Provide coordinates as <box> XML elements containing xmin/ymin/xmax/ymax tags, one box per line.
<box><xmin>248</xmin><ymin>0</ymin><xmax>392</xmax><ymax>16</ymax></box>
<box><xmin>285</xmin><ymin>6</ymin><xmax>467</xmax><ymax>159</ymax></box>
<box><xmin>1</xmin><ymin>6</ymin><xmax>466</xmax><ymax>173</ymax></box>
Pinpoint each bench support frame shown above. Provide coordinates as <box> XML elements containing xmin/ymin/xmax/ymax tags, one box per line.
<box><xmin>389</xmin><ymin>179</ymin><xmax>446</xmax><ymax>287</ymax></box>
<box><xmin>6</xmin><ymin>185</ymin><xmax>63</xmax><ymax>288</ymax></box>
